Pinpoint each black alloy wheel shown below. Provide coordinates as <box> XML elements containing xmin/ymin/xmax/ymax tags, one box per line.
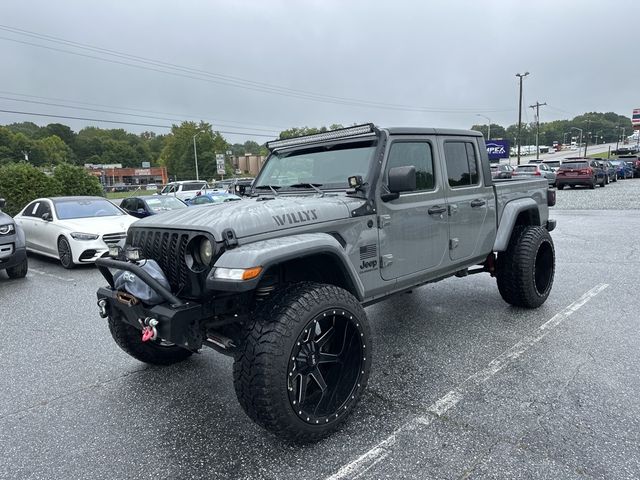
<box><xmin>496</xmin><ymin>225</ymin><xmax>556</xmax><ymax>308</ymax></box>
<box><xmin>57</xmin><ymin>236</ymin><xmax>75</xmax><ymax>269</ymax></box>
<box><xmin>287</xmin><ymin>309</ymin><xmax>365</xmax><ymax>426</ymax></box>
<box><xmin>233</xmin><ymin>282</ymin><xmax>372</xmax><ymax>442</ymax></box>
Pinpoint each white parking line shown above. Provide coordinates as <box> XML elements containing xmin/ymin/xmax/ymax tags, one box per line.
<box><xmin>28</xmin><ymin>268</ymin><xmax>76</xmax><ymax>283</ymax></box>
<box><xmin>326</xmin><ymin>283</ymin><xmax>609</xmax><ymax>480</ymax></box>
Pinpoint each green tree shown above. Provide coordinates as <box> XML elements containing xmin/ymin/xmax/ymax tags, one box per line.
<box><xmin>0</xmin><ymin>162</ymin><xmax>61</xmax><ymax>216</ymax></box>
<box><xmin>53</xmin><ymin>163</ymin><xmax>103</xmax><ymax>197</ymax></box>
<box><xmin>159</xmin><ymin>121</ymin><xmax>229</xmax><ymax>180</ymax></box>
<box><xmin>31</xmin><ymin>135</ymin><xmax>73</xmax><ymax>165</ymax></box>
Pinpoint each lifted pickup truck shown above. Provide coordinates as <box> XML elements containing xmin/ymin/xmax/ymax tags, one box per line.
<box><xmin>96</xmin><ymin>124</ymin><xmax>556</xmax><ymax>441</ymax></box>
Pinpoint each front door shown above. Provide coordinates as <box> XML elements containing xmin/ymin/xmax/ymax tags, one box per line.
<box><xmin>377</xmin><ymin>138</ymin><xmax>449</xmax><ymax>281</ymax></box>
<box><xmin>439</xmin><ymin>138</ymin><xmax>495</xmax><ymax>262</ymax></box>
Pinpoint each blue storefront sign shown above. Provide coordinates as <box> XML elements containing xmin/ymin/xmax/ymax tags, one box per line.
<box><xmin>486</xmin><ymin>140</ymin><xmax>510</xmax><ymax>162</ymax></box>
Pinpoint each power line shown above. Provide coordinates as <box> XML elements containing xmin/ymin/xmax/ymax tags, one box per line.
<box><xmin>0</xmin><ymin>90</ymin><xmax>289</xmax><ymax>130</ymax></box>
<box><xmin>0</xmin><ymin>108</ymin><xmax>276</xmax><ymax>137</ymax></box>
<box><xmin>0</xmin><ymin>25</ymin><xmax>514</xmax><ymax>114</ymax></box>
<box><xmin>0</xmin><ymin>94</ymin><xmax>281</xmax><ymax>134</ymax></box>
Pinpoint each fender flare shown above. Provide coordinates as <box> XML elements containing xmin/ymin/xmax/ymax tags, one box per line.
<box><xmin>493</xmin><ymin>198</ymin><xmax>541</xmax><ymax>252</ymax></box>
<box><xmin>206</xmin><ymin>232</ymin><xmax>365</xmax><ymax>300</ymax></box>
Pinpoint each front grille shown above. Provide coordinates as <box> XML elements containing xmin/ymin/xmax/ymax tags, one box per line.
<box><xmin>103</xmin><ymin>232</ymin><xmax>127</xmax><ymax>244</ymax></box>
<box><xmin>128</xmin><ymin>229</ymin><xmax>190</xmax><ymax>293</ymax></box>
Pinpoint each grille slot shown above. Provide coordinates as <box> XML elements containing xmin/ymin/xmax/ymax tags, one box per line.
<box><xmin>129</xmin><ymin>229</ymin><xmax>191</xmax><ymax>293</ymax></box>
<box><xmin>103</xmin><ymin>232</ymin><xmax>127</xmax><ymax>244</ymax></box>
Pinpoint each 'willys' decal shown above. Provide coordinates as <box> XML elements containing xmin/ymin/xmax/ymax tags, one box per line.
<box><xmin>273</xmin><ymin>209</ymin><xmax>318</xmax><ymax>226</ymax></box>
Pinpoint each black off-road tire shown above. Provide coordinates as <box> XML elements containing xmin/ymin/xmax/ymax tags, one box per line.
<box><xmin>233</xmin><ymin>282</ymin><xmax>371</xmax><ymax>442</ymax></box>
<box><xmin>6</xmin><ymin>257</ymin><xmax>28</xmax><ymax>279</ymax></box>
<box><xmin>496</xmin><ymin>226</ymin><xmax>555</xmax><ymax>308</ymax></box>
<box><xmin>108</xmin><ymin>315</ymin><xmax>193</xmax><ymax>365</ymax></box>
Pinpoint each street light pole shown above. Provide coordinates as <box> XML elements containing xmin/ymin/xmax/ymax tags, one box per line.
<box><xmin>192</xmin><ymin>132</ymin><xmax>202</xmax><ymax>181</ymax></box>
<box><xmin>515</xmin><ymin>72</ymin><xmax>530</xmax><ymax>165</ymax></box>
<box><xmin>476</xmin><ymin>114</ymin><xmax>491</xmax><ymax>140</ymax></box>
<box><xmin>571</xmin><ymin>127</ymin><xmax>583</xmax><ymax>155</ymax></box>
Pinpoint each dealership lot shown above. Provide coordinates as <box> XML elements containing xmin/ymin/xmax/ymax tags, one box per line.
<box><xmin>2</xmin><ymin>182</ymin><xmax>640</xmax><ymax>479</ymax></box>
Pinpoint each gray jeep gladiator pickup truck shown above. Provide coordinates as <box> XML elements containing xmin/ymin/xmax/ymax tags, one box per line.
<box><xmin>0</xmin><ymin>198</ymin><xmax>28</xmax><ymax>279</ymax></box>
<box><xmin>96</xmin><ymin>124</ymin><xmax>556</xmax><ymax>441</ymax></box>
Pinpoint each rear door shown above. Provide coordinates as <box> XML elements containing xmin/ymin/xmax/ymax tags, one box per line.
<box><xmin>439</xmin><ymin>137</ymin><xmax>495</xmax><ymax>262</ymax></box>
<box><xmin>377</xmin><ymin>137</ymin><xmax>449</xmax><ymax>280</ymax></box>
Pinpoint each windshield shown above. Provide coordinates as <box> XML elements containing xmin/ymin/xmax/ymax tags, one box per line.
<box><xmin>160</xmin><ymin>184</ymin><xmax>175</xmax><ymax>194</ymax></box>
<box><xmin>55</xmin><ymin>199</ymin><xmax>123</xmax><ymax>219</ymax></box>
<box><xmin>255</xmin><ymin>141</ymin><xmax>377</xmax><ymax>190</ymax></box>
<box><xmin>560</xmin><ymin>162</ymin><xmax>588</xmax><ymax>169</ymax></box>
<box><xmin>145</xmin><ymin>196</ymin><xmax>187</xmax><ymax>212</ymax></box>
<box><xmin>517</xmin><ymin>166</ymin><xmax>537</xmax><ymax>172</ymax></box>
<box><xmin>544</xmin><ymin>161</ymin><xmax>560</xmax><ymax>168</ymax></box>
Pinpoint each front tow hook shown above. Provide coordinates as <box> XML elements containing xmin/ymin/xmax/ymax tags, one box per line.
<box><xmin>97</xmin><ymin>299</ymin><xmax>108</xmax><ymax>318</ymax></box>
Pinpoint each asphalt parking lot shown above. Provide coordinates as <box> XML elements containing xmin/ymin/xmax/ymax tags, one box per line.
<box><xmin>2</xmin><ymin>179</ymin><xmax>640</xmax><ymax>479</ymax></box>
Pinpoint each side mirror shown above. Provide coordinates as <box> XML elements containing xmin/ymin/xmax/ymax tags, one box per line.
<box><xmin>41</xmin><ymin>212</ymin><xmax>52</xmax><ymax>221</ymax></box>
<box><xmin>382</xmin><ymin>166</ymin><xmax>417</xmax><ymax>202</ymax></box>
<box><xmin>0</xmin><ymin>198</ymin><xmax>5</xmax><ymax>209</ymax></box>
<box><xmin>137</xmin><ymin>208</ymin><xmax>146</xmax><ymax>215</ymax></box>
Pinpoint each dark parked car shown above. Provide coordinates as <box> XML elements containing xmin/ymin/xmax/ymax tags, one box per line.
<box><xmin>618</xmin><ymin>155</ymin><xmax>640</xmax><ymax>178</ymax></box>
<box><xmin>592</xmin><ymin>158</ymin><xmax>617</xmax><ymax>183</ymax></box>
<box><xmin>0</xmin><ymin>198</ymin><xmax>28</xmax><ymax>279</ymax></box>
<box><xmin>120</xmin><ymin>195</ymin><xmax>187</xmax><ymax>218</ymax></box>
<box><xmin>490</xmin><ymin>164</ymin><xmax>513</xmax><ymax>179</ymax></box>
<box><xmin>609</xmin><ymin>160</ymin><xmax>633</xmax><ymax>179</ymax></box>
<box><xmin>185</xmin><ymin>193</ymin><xmax>242</xmax><ymax>206</ymax></box>
<box><xmin>556</xmin><ymin>160</ymin><xmax>605</xmax><ymax>189</ymax></box>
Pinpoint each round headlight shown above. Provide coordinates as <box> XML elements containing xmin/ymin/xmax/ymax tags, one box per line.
<box><xmin>199</xmin><ymin>238</ymin><xmax>213</xmax><ymax>265</ymax></box>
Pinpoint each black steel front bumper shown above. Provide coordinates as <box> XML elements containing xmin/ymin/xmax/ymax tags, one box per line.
<box><xmin>95</xmin><ymin>258</ymin><xmax>205</xmax><ymax>350</ymax></box>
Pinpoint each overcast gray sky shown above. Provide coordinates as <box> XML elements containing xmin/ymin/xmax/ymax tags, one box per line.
<box><xmin>0</xmin><ymin>0</ymin><xmax>637</xmax><ymax>143</ymax></box>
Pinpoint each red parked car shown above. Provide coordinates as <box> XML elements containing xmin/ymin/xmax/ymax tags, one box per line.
<box><xmin>556</xmin><ymin>160</ymin><xmax>605</xmax><ymax>190</ymax></box>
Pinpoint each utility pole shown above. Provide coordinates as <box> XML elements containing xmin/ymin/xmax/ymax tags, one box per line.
<box><xmin>584</xmin><ymin>120</ymin><xmax>591</xmax><ymax>157</ymax></box>
<box><xmin>192</xmin><ymin>132</ymin><xmax>202</xmax><ymax>181</ymax></box>
<box><xmin>515</xmin><ymin>72</ymin><xmax>530</xmax><ymax>165</ymax></box>
<box><xmin>616</xmin><ymin>126</ymin><xmax>620</xmax><ymax>152</ymax></box>
<box><xmin>476</xmin><ymin>114</ymin><xmax>491</xmax><ymax>140</ymax></box>
<box><xmin>529</xmin><ymin>101</ymin><xmax>547</xmax><ymax>160</ymax></box>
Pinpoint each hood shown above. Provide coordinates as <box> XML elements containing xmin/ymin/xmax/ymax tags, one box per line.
<box><xmin>57</xmin><ymin>215</ymin><xmax>137</xmax><ymax>234</ymax></box>
<box><xmin>131</xmin><ymin>195</ymin><xmax>364</xmax><ymax>239</ymax></box>
<box><xmin>0</xmin><ymin>211</ymin><xmax>13</xmax><ymax>225</ymax></box>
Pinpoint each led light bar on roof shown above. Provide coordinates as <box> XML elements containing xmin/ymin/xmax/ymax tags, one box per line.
<box><xmin>266</xmin><ymin>123</ymin><xmax>376</xmax><ymax>151</ymax></box>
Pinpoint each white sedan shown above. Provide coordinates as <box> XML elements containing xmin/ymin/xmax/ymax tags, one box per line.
<box><xmin>14</xmin><ymin>196</ymin><xmax>137</xmax><ymax>269</ymax></box>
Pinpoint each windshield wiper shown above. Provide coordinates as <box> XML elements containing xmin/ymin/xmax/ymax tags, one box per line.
<box><xmin>254</xmin><ymin>185</ymin><xmax>281</xmax><ymax>196</ymax></box>
<box><xmin>288</xmin><ymin>183</ymin><xmax>324</xmax><ymax>197</ymax></box>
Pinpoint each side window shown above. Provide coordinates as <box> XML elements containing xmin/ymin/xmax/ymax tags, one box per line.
<box><xmin>121</xmin><ymin>199</ymin><xmax>131</xmax><ymax>211</ymax></box>
<box><xmin>23</xmin><ymin>201</ymin><xmax>40</xmax><ymax>217</ymax></box>
<box><xmin>136</xmin><ymin>199</ymin><xmax>146</xmax><ymax>211</ymax></box>
<box><xmin>385</xmin><ymin>142</ymin><xmax>435</xmax><ymax>191</ymax></box>
<box><xmin>444</xmin><ymin>141</ymin><xmax>480</xmax><ymax>187</ymax></box>
<box><xmin>35</xmin><ymin>202</ymin><xmax>52</xmax><ymax>219</ymax></box>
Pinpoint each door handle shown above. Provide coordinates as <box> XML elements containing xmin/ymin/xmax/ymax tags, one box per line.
<box><xmin>470</xmin><ymin>199</ymin><xmax>486</xmax><ymax>208</ymax></box>
<box><xmin>428</xmin><ymin>206</ymin><xmax>447</xmax><ymax>215</ymax></box>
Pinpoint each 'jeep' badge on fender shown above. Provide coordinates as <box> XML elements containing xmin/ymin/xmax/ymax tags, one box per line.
<box><xmin>272</xmin><ymin>209</ymin><xmax>318</xmax><ymax>226</ymax></box>
<box><xmin>359</xmin><ymin>244</ymin><xmax>378</xmax><ymax>272</ymax></box>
